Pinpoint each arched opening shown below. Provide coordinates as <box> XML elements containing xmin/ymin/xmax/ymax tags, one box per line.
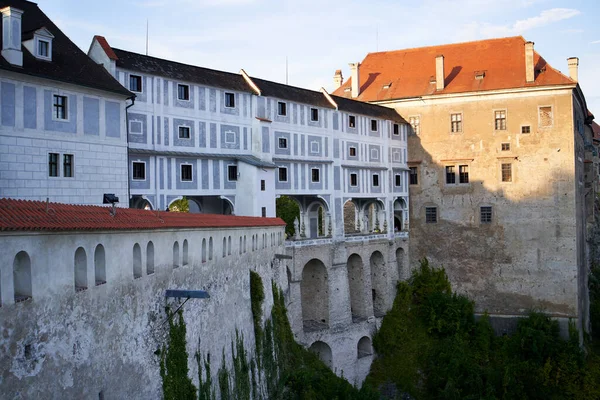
<box><xmin>309</xmin><ymin>341</ymin><xmax>332</xmax><ymax>368</ymax></box>
<box><xmin>252</xmin><ymin>235</ymin><xmax>255</xmax><ymax>251</ymax></box>
<box><xmin>357</xmin><ymin>336</ymin><xmax>373</xmax><ymax>358</ymax></box>
<box><xmin>363</xmin><ymin>202</ymin><xmax>382</xmax><ymax>233</ymax></box>
<box><xmin>244</xmin><ymin>236</ymin><xmax>247</xmax><ymax>253</ymax></box>
<box><xmin>306</xmin><ymin>201</ymin><xmax>328</xmax><ymax>239</ymax></box>
<box><xmin>74</xmin><ymin>247</ymin><xmax>87</xmax><ymax>292</ymax></box>
<box><xmin>396</xmin><ymin>247</ymin><xmax>405</xmax><ymax>281</ymax></box>
<box><xmin>209</xmin><ymin>237</ymin><xmax>213</xmax><ymax>260</ymax></box>
<box><xmin>301</xmin><ymin>258</ymin><xmax>329</xmax><ymax>331</ymax></box>
<box><xmin>182</xmin><ymin>239</ymin><xmax>189</xmax><ymax>266</ymax></box>
<box><xmin>201</xmin><ymin>239</ymin><xmax>207</xmax><ymax>263</ymax></box>
<box><xmin>133</xmin><ymin>243</ymin><xmax>142</xmax><ymax>278</ymax></box>
<box><xmin>394</xmin><ymin>198</ymin><xmax>407</xmax><ymax>232</ymax></box>
<box><xmin>173</xmin><ymin>241</ymin><xmax>180</xmax><ymax>268</ymax></box>
<box><xmin>347</xmin><ymin>254</ymin><xmax>368</xmax><ymax>321</ymax></box>
<box><xmin>276</xmin><ymin>195</ymin><xmax>301</xmax><ymax>238</ymax></box>
<box><xmin>370</xmin><ymin>251</ymin><xmax>387</xmax><ymax>316</ymax></box>
<box><xmin>222</xmin><ymin>237</ymin><xmax>227</xmax><ymax>258</ymax></box>
<box><xmin>239</xmin><ymin>237</ymin><xmax>242</xmax><ymax>255</ymax></box>
<box><xmin>228</xmin><ymin>236</ymin><xmax>232</xmax><ymax>255</ymax></box>
<box><xmin>130</xmin><ymin>196</ymin><xmax>153</xmax><ymax>210</ymax></box>
<box><xmin>146</xmin><ymin>242</ymin><xmax>155</xmax><ymax>275</ymax></box>
<box><xmin>13</xmin><ymin>251</ymin><xmax>32</xmax><ymax>302</ymax></box>
<box><xmin>343</xmin><ymin>200</ymin><xmax>358</xmax><ymax>235</ymax></box>
<box><xmin>94</xmin><ymin>244</ymin><xmax>106</xmax><ymax>285</ymax></box>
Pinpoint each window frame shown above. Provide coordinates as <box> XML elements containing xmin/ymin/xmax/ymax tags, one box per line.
<box><xmin>370</xmin><ymin>148</ymin><xmax>379</xmax><ymax>160</ymax></box>
<box><xmin>48</xmin><ymin>153</ymin><xmax>59</xmax><ymax>177</ymax></box>
<box><xmin>409</xmin><ymin>166</ymin><xmax>418</xmax><ymax>185</ymax></box>
<box><xmin>63</xmin><ymin>154</ymin><xmax>74</xmax><ymax>178</ymax></box>
<box><xmin>311</xmin><ymin>168</ymin><xmax>320</xmax><ymax>183</ymax></box>
<box><xmin>178</xmin><ymin>125</ymin><xmax>191</xmax><ymax>139</ymax></box>
<box><xmin>372</xmin><ymin>173</ymin><xmax>380</xmax><ymax>187</ymax></box>
<box><xmin>501</xmin><ymin>163</ymin><xmax>512</xmax><ymax>182</ymax></box>
<box><xmin>310</xmin><ymin>141</ymin><xmax>320</xmax><ymax>154</ymax></box>
<box><xmin>278</xmin><ymin>137</ymin><xmax>288</xmax><ymax>149</ymax></box>
<box><xmin>260</xmin><ymin>179</ymin><xmax>265</xmax><ymax>191</ymax></box>
<box><xmin>393</xmin><ymin>123</ymin><xmax>400</xmax><ymax>135</ymax></box>
<box><xmin>37</xmin><ymin>39</ymin><xmax>50</xmax><ymax>59</ymax></box>
<box><xmin>350</xmin><ymin>173</ymin><xmax>358</xmax><ymax>187</ymax></box>
<box><xmin>224</xmin><ymin>92</ymin><xmax>236</xmax><ymax>108</ymax></box>
<box><xmin>177</xmin><ymin>84</ymin><xmax>190</xmax><ymax>101</ymax></box>
<box><xmin>132</xmin><ymin>161</ymin><xmax>146</xmax><ymax>181</ymax></box>
<box><xmin>395</xmin><ymin>174</ymin><xmax>402</xmax><ymax>187</ymax></box>
<box><xmin>277</xmin><ymin>101</ymin><xmax>287</xmax><ymax>116</ymax></box>
<box><xmin>180</xmin><ymin>164</ymin><xmax>193</xmax><ymax>182</ymax></box>
<box><xmin>521</xmin><ymin>125</ymin><xmax>531</xmax><ymax>134</ymax></box>
<box><xmin>349</xmin><ymin>146</ymin><xmax>357</xmax><ymax>157</ymax></box>
<box><xmin>501</xmin><ymin>143</ymin><xmax>510</xmax><ymax>151</ymax></box>
<box><xmin>480</xmin><ymin>206</ymin><xmax>493</xmax><ymax>224</ymax></box>
<box><xmin>494</xmin><ymin>109</ymin><xmax>507</xmax><ymax>131</ymax></box>
<box><xmin>129</xmin><ymin>74</ymin><xmax>142</xmax><ymax>93</ymax></box>
<box><xmin>278</xmin><ymin>167</ymin><xmax>288</xmax><ymax>182</ymax></box>
<box><xmin>459</xmin><ymin>165</ymin><xmax>469</xmax><ymax>184</ymax></box>
<box><xmin>370</xmin><ymin>119</ymin><xmax>378</xmax><ymax>132</ymax></box>
<box><xmin>227</xmin><ymin>165</ymin><xmax>238</xmax><ymax>181</ymax></box>
<box><xmin>52</xmin><ymin>94</ymin><xmax>68</xmax><ymax>121</ymax></box>
<box><xmin>445</xmin><ymin>165</ymin><xmax>456</xmax><ymax>184</ymax></box>
<box><xmin>348</xmin><ymin>115</ymin><xmax>356</xmax><ymax>128</ymax></box>
<box><xmin>450</xmin><ymin>112</ymin><xmax>463</xmax><ymax>133</ymax></box>
<box><xmin>310</xmin><ymin>108</ymin><xmax>319</xmax><ymax>122</ymax></box>
<box><xmin>425</xmin><ymin>207</ymin><xmax>438</xmax><ymax>224</ymax></box>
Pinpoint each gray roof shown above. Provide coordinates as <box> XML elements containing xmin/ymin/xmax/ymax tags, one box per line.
<box><xmin>129</xmin><ymin>148</ymin><xmax>276</xmax><ymax>168</ymax></box>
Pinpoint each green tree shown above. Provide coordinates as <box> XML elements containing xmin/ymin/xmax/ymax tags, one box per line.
<box><xmin>276</xmin><ymin>196</ymin><xmax>300</xmax><ymax>237</ymax></box>
<box><xmin>169</xmin><ymin>197</ymin><xmax>189</xmax><ymax>212</ymax></box>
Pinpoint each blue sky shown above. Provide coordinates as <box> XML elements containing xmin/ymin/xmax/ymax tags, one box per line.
<box><xmin>43</xmin><ymin>0</ymin><xmax>600</xmax><ymax>114</ymax></box>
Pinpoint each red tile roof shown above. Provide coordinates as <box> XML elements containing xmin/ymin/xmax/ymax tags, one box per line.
<box><xmin>333</xmin><ymin>36</ymin><xmax>574</xmax><ymax>102</ymax></box>
<box><xmin>93</xmin><ymin>35</ymin><xmax>118</xmax><ymax>61</ymax></box>
<box><xmin>0</xmin><ymin>199</ymin><xmax>285</xmax><ymax>232</ymax></box>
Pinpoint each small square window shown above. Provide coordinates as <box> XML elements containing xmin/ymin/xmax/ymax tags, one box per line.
<box><xmin>53</xmin><ymin>95</ymin><xmax>67</xmax><ymax>120</ymax></box>
<box><xmin>501</xmin><ymin>163</ymin><xmax>512</xmax><ymax>182</ymax></box>
<box><xmin>278</xmin><ymin>167</ymin><xmax>288</xmax><ymax>182</ymax></box>
<box><xmin>521</xmin><ymin>125</ymin><xmax>531</xmax><ymax>134</ymax></box>
<box><xmin>278</xmin><ymin>102</ymin><xmax>287</xmax><ymax>116</ymax></box>
<box><xmin>495</xmin><ymin>110</ymin><xmax>506</xmax><ymax>130</ymax></box>
<box><xmin>393</xmin><ymin>124</ymin><xmax>399</xmax><ymax>135</ymax></box>
<box><xmin>501</xmin><ymin>143</ymin><xmax>510</xmax><ymax>151</ymax></box>
<box><xmin>228</xmin><ymin>165</ymin><xmax>238</xmax><ymax>181</ymax></box>
<box><xmin>38</xmin><ymin>40</ymin><xmax>49</xmax><ymax>58</ymax></box>
<box><xmin>451</xmin><ymin>113</ymin><xmax>462</xmax><ymax>133</ymax></box>
<box><xmin>349</xmin><ymin>115</ymin><xmax>356</xmax><ymax>128</ymax></box>
<box><xmin>425</xmin><ymin>207</ymin><xmax>437</xmax><ymax>223</ymax></box>
<box><xmin>48</xmin><ymin>153</ymin><xmax>59</xmax><ymax>177</ymax></box>
<box><xmin>409</xmin><ymin>166</ymin><xmax>418</xmax><ymax>185</ymax></box>
<box><xmin>179</xmin><ymin>126</ymin><xmax>190</xmax><ymax>139</ymax></box>
<box><xmin>63</xmin><ymin>154</ymin><xmax>74</xmax><ymax>178</ymax></box>
<box><xmin>225</xmin><ymin>92</ymin><xmax>235</xmax><ymax>108</ymax></box>
<box><xmin>132</xmin><ymin>162</ymin><xmax>146</xmax><ymax>180</ymax></box>
<box><xmin>178</xmin><ymin>84</ymin><xmax>190</xmax><ymax>101</ymax></box>
<box><xmin>181</xmin><ymin>164</ymin><xmax>193</xmax><ymax>181</ymax></box>
<box><xmin>445</xmin><ymin>166</ymin><xmax>456</xmax><ymax>184</ymax></box>
<box><xmin>278</xmin><ymin>137</ymin><xmax>288</xmax><ymax>149</ymax></box>
<box><xmin>372</xmin><ymin>174</ymin><xmax>380</xmax><ymax>187</ymax></box>
<box><xmin>129</xmin><ymin>75</ymin><xmax>142</xmax><ymax>92</ymax></box>
<box><xmin>260</xmin><ymin>179</ymin><xmax>265</xmax><ymax>191</ymax></box>
<box><xmin>395</xmin><ymin>174</ymin><xmax>401</xmax><ymax>187</ymax></box>
<box><xmin>311</xmin><ymin>168</ymin><xmax>320</xmax><ymax>183</ymax></box>
<box><xmin>459</xmin><ymin>165</ymin><xmax>469</xmax><ymax>184</ymax></box>
<box><xmin>310</xmin><ymin>108</ymin><xmax>319</xmax><ymax>122</ymax></box>
<box><xmin>350</xmin><ymin>173</ymin><xmax>358</xmax><ymax>186</ymax></box>
<box><xmin>480</xmin><ymin>206</ymin><xmax>492</xmax><ymax>223</ymax></box>
<box><xmin>371</xmin><ymin>119</ymin><xmax>378</xmax><ymax>131</ymax></box>
<box><xmin>349</xmin><ymin>147</ymin><xmax>357</xmax><ymax>157</ymax></box>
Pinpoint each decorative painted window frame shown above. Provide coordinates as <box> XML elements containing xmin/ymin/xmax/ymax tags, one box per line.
<box><xmin>178</xmin><ymin>125</ymin><xmax>191</xmax><ymax>139</ymax></box>
<box><xmin>180</xmin><ymin>163</ymin><xmax>193</xmax><ymax>182</ymax></box>
<box><xmin>224</xmin><ymin>92</ymin><xmax>236</xmax><ymax>108</ymax></box>
<box><xmin>132</xmin><ymin>160</ymin><xmax>147</xmax><ymax>181</ymax></box>
<box><xmin>310</xmin><ymin>141</ymin><xmax>320</xmax><ymax>154</ymax></box>
<box><xmin>224</xmin><ymin>130</ymin><xmax>237</xmax><ymax>144</ymax></box>
<box><xmin>177</xmin><ymin>84</ymin><xmax>191</xmax><ymax>101</ymax></box>
<box><xmin>51</xmin><ymin>93</ymin><xmax>70</xmax><ymax>122</ymax></box>
<box><xmin>311</xmin><ymin>167</ymin><xmax>320</xmax><ymax>183</ymax></box>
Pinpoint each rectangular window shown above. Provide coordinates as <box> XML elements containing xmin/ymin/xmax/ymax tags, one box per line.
<box><xmin>459</xmin><ymin>165</ymin><xmax>469</xmax><ymax>184</ymax></box>
<box><xmin>539</xmin><ymin>106</ymin><xmax>553</xmax><ymax>127</ymax></box>
<box><xmin>409</xmin><ymin>116</ymin><xmax>420</xmax><ymax>135</ymax></box>
<box><xmin>311</xmin><ymin>168</ymin><xmax>320</xmax><ymax>183</ymax></box>
<box><xmin>501</xmin><ymin>163</ymin><xmax>512</xmax><ymax>182</ymax></box>
<box><xmin>132</xmin><ymin>162</ymin><xmax>145</xmax><ymax>180</ymax></box>
<box><xmin>260</xmin><ymin>179</ymin><xmax>265</xmax><ymax>191</ymax></box>
<box><xmin>521</xmin><ymin>125</ymin><xmax>531</xmax><ymax>134</ymax></box>
<box><xmin>371</xmin><ymin>119</ymin><xmax>378</xmax><ymax>131</ymax></box>
<box><xmin>129</xmin><ymin>75</ymin><xmax>142</xmax><ymax>92</ymax></box>
<box><xmin>445</xmin><ymin>166</ymin><xmax>456</xmax><ymax>184</ymax></box>
<box><xmin>480</xmin><ymin>206</ymin><xmax>492</xmax><ymax>224</ymax></box>
<box><xmin>451</xmin><ymin>113</ymin><xmax>462</xmax><ymax>133</ymax></box>
<box><xmin>53</xmin><ymin>95</ymin><xmax>67</xmax><ymax>120</ymax></box>
<box><xmin>372</xmin><ymin>174</ymin><xmax>379</xmax><ymax>187</ymax></box>
<box><xmin>228</xmin><ymin>165</ymin><xmax>238</xmax><ymax>181</ymax></box>
<box><xmin>178</xmin><ymin>126</ymin><xmax>190</xmax><ymax>139</ymax></box>
<box><xmin>501</xmin><ymin>143</ymin><xmax>510</xmax><ymax>151</ymax></box>
<box><xmin>225</xmin><ymin>92</ymin><xmax>235</xmax><ymax>108</ymax></box>
<box><xmin>278</xmin><ymin>167</ymin><xmax>288</xmax><ymax>182</ymax></box>
<box><xmin>48</xmin><ymin>153</ymin><xmax>58</xmax><ymax>177</ymax></box>
<box><xmin>38</xmin><ymin>40</ymin><xmax>49</xmax><ymax>57</ymax></box>
<box><xmin>395</xmin><ymin>174</ymin><xmax>402</xmax><ymax>187</ymax></box>
<box><xmin>350</xmin><ymin>173</ymin><xmax>358</xmax><ymax>186</ymax></box>
<box><xmin>261</xmin><ymin>207</ymin><xmax>266</xmax><ymax>217</ymax></box>
<box><xmin>425</xmin><ymin>207</ymin><xmax>437</xmax><ymax>223</ymax></box>
<box><xmin>348</xmin><ymin>115</ymin><xmax>356</xmax><ymax>128</ymax></box>
<box><xmin>409</xmin><ymin>166</ymin><xmax>418</xmax><ymax>185</ymax></box>
<box><xmin>278</xmin><ymin>137</ymin><xmax>288</xmax><ymax>149</ymax></box>
<box><xmin>278</xmin><ymin>101</ymin><xmax>287</xmax><ymax>116</ymax></box>
<box><xmin>393</xmin><ymin>123</ymin><xmax>399</xmax><ymax>135</ymax></box>
<box><xmin>349</xmin><ymin>147</ymin><xmax>357</xmax><ymax>157</ymax></box>
<box><xmin>495</xmin><ymin>110</ymin><xmax>506</xmax><ymax>130</ymax></box>
<box><xmin>63</xmin><ymin>154</ymin><xmax>73</xmax><ymax>178</ymax></box>
<box><xmin>310</xmin><ymin>108</ymin><xmax>319</xmax><ymax>122</ymax></box>
<box><xmin>181</xmin><ymin>164</ymin><xmax>193</xmax><ymax>181</ymax></box>
<box><xmin>177</xmin><ymin>84</ymin><xmax>190</xmax><ymax>101</ymax></box>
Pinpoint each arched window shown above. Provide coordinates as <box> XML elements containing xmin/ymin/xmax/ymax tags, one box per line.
<box><xmin>309</xmin><ymin>341</ymin><xmax>332</xmax><ymax>368</ymax></box>
<box><xmin>74</xmin><ymin>247</ymin><xmax>88</xmax><ymax>292</ymax></box>
<box><xmin>239</xmin><ymin>237</ymin><xmax>243</xmax><ymax>255</ymax></box>
<box><xmin>133</xmin><ymin>243</ymin><xmax>142</xmax><ymax>278</ymax></box>
<box><xmin>252</xmin><ymin>235</ymin><xmax>255</xmax><ymax>251</ymax></box>
<box><xmin>244</xmin><ymin>236</ymin><xmax>247</xmax><ymax>253</ymax></box>
<box><xmin>182</xmin><ymin>239</ymin><xmax>189</xmax><ymax>266</ymax></box>
<box><xmin>13</xmin><ymin>251</ymin><xmax>32</xmax><ymax>302</ymax></box>
<box><xmin>223</xmin><ymin>237</ymin><xmax>227</xmax><ymax>258</ymax></box>
<box><xmin>173</xmin><ymin>241</ymin><xmax>180</xmax><ymax>268</ymax></box>
<box><xmin>209</xmin><ymin>237</ymin><xmax>213</xmax><ymax>261</ymax></box>
<box><xmin>146</xmin><ymin>242</ymin><xmax>155</xmax><ymax>275</ymax></box>
<box><xmin>94</xmin><ymin>244</ymin><xmax>106</xmax><ymax>285</ymax></box>
<box><xmin>357</xmin><ymin>336</ymin><xmax>373</xmax><ymax>358</ymax></box>
<box><xmin>228</xmin><ymin>236</ymin><xmax>232</xmax><ymax>255</ymax></box>
<box><xmin>202</xmin><ymin>239</ymin><xmax>207</xmax><ymax>263</ymax></box>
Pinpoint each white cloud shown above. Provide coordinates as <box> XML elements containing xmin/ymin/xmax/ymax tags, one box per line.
<box><xmin>591</xmin><ymin>40</ymin><xmax>600</xmax><ymax>44</ymax></box>
<box><xmin>512</xmin><ymin>8</ymin><xmax>580</xmax><ymax>32</ymax></box>
<box><xmin>561</xmin><ymin>28</ymin><xmax>583</xmax><ymax>34</ymax></box>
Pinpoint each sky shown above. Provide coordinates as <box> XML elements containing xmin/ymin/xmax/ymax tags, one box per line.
<box><xmin>41</xmin><ymin>0</ymin><xmax>600</xmax><ymax>115</ymax></box>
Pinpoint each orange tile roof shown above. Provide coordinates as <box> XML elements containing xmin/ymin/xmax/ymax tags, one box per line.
<box><xmin>333</xmin><ymin>36</ymin><xmax>574</xmax><ymax>102</ymax></box>
<box><xmin>0</xmin><ymin>199</ymin><xmax>285</xmax><ymax>232</ymax></box>
<box><xmin>93</xmin><ymin>35</ymin><xmax>118</xmax><ymax>61</ymax></box>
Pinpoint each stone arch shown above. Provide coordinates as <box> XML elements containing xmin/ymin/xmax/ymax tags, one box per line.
<box><xmin>187</xmin><ymin>197</ymin><xmax>202</xmax><ymax>213</ymax></box>
<box><xmin>343</xmin><ymin>199</ymin><xmax>358</xmax><ymax>235</ymax></box>
<box><xmin>347</xmin><ymin>253</ymin><xmax>368</xmax><ymax>320</ymax></box>
<box><xmin>220</xmin><ymin>196</ymin><xmax>234</xmax><ymax>215</ymax></box>
<box><xmin>209</xmin><ymin>237</ymin><xmax>213</xmax><ymax>260</ymax></box>
<box><xmin>146</xmin><ymin>242</ymin><xmax>155</xmax><ymax>275</ymax></box>
<box><xmin>301</xmin><ymin>258</ymin><xmax>329</xmax><ymax>330</ymax></box>
<box><xmin>13</xmin><ymin>251</ymin><xmax>32</xmax><ymax>302</ymax></box>
<box><xmin>182</xmin><ymin>239</ymin><xmax>189</xmax><ymax>266</ymax></box>
<box><xmin>394</xmin><ymin>198</ymin><xmax>407</xmax><ymax>232</ymax></box>
<box><xmin>362</xmin><ymin>199</ymin><xmax>385</xmax><ymax>233</ymax></box>
<box><xmin>173</xmin><ymin>241</ymin><xmax>180</xmax><ymax>268</ymax></box>
<box><xmin>309</xmin><ymin>341</ymin><xmax>332</xmax><ymax>368</ymax></box>
<box><xmin>94</xmin><ymin>244</ymin><xmax>106</xmax><ymax>285</ymax></box>
<box><xmin>133</xmin><ymin>243</ymin><xmax>142</xmax><ymax>278</ymax></box>
<box><xmin>357</xmin><ymin>336</ymin><xmax>373</xmax><ymax>358</ymax></box>
<box><xmin>306</xmin><ymin>200</ymin><xmax>328</xmax><ymax>239</ymax></box>
<box><xmin>130</xmin><ymin>196</ymin><xmax>154</xmax><ymax>210</ymax></box>
<box><xmin>370</xmin><ymin>251</ymin><xmax>387</xmax><ymax>316</ymax></box>
<box><xmin>201</xmin><ymin>239</ymin><xmax>207</xmax><ymax>263</ymax></box>
<box><xmin>74</xmin><ymin>247</ymin><xmax>87</xmax><ymax>291</ymax></box>
<box><xmin>396</xmin><ymin>247</ymin><xmax>405</xmax><ymax>281</ymax></box>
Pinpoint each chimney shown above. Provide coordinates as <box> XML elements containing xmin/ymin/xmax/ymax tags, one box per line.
<box><xmin>333</xmin><ymin>69</ymin><xmax>343</xmax><ymax>89</ymax></box>
<box><xmin>1</xmin><ymin>7</ymin><xmax>23</xmax><ymax>67</ymax></box>
<box><xmin>435</xmin><ymin>55</ymin><xmax>445</xmax><ymax>91</ymax></box>
<box><xmin>525</xmin><ymin>41</ymin><xmax>535</xmax><ymax>83</ymax></box>
<box><xmin>349</xmin><ymin>62</ymin><xmax>360</xmax><ymax>98</ymax></box>
<box><xmin>567</xmin><ymin>57</ymin><xmax>579</xmax><ymax>82</ymax></box>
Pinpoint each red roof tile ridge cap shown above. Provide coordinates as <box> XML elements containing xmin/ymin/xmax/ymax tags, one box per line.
<box><xmin>93</xmin><ymin>35</ymin><xmax>118</xmax><ymax>61</ymax></box>
<box><xmin>534</xmin><ymin>51</ymin><xmax>575</xmax><ymax>84</ymax></box>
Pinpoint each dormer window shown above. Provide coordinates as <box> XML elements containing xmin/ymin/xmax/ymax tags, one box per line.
<box><xmin>23</xmin><ymin>27</ymin><xmax>54</xmax><ymax>62</ymax></box>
